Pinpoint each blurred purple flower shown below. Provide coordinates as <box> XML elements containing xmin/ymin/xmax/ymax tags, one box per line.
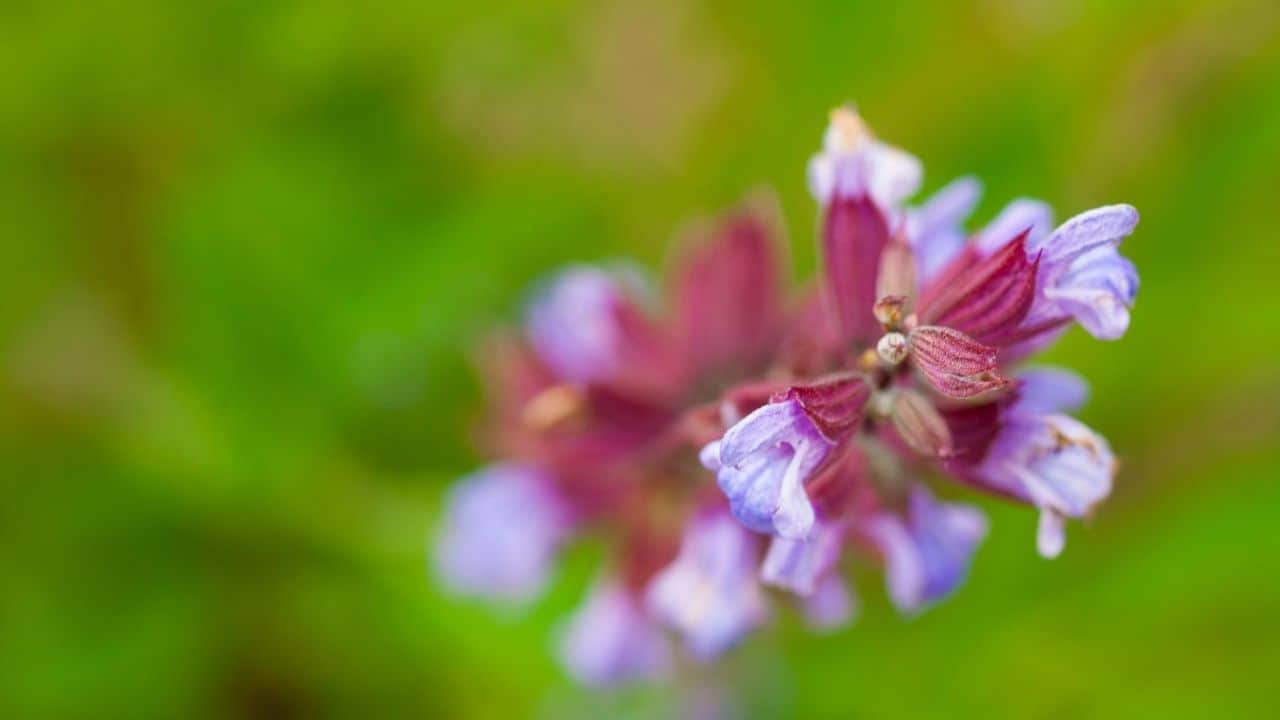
<box><xmin>433</xmin><ymin>464</ymin><xmax>569</xmax><ymax>601</ymax></box>
<box><xmin>559</xmin><ymin>577</ymin><xmax>670</xmax><ymax>685</ymax></box>
<box><xmin>647</xmin><ymin>512</ymin><xmax>767</xmax><ymax>660</ymax></box>
<box><xmin>862</xmin><ymin>487</ymin><xmax>987</xmax><ymax>613</ymax></box>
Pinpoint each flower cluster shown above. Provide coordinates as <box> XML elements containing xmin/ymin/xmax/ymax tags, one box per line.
<box><xmin>433</xmin><ymin>106</ymin><xmax>1139</xmax><ymax>684</ymax></box>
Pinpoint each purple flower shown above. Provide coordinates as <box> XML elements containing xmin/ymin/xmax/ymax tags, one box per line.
<box><xmin>433</xmin><ymin>464</ymin><xmax>569</xmax><ymax>602</ymax></box>
<box><xmin>808</xmin><ymin>106</ymin><xmax>922</xmax><ymax>211</ymax></box>
<box><xmin>1040</xmin><ymin>245</ymin><xmax>1139</xmax><ymax>340</ymax></box>
<box><xmin>976</xmin><ymin>369</ymin><xmax>1115</xmax><ymax>557</ymax></box>
<box><xmin>863</xmin><ymin>487</ymin><xmax>987</xmax><ymax>614</ymax></box>
<box><xmin>701</xmin><ymin>400</ymin><xmax>832</xmax><ymax>540</ymax></box>
<box><xmin>762</xmin><ymin>521</ymin><xmax>856</xmax><ymax>630</ymax></box>
<box><xmin>559</xmin><ymin>577</ymin><xmax>670</xmax><ymax>686</ymax></box>
<box><xmin>703</xmin><ymin>374</ymin><xmax>870</xmax><ymax>539</ymax></box>
<box><xmin>435</xmin><ymin>105</ymin><xmax>1141</xmax><ymax>681</ymax></box>
<box><xmin>1023</xmin><ymin>204</ymin><xmax>1141</xmax><ymax>341</ymax></box>
<box><xmin>525</xmin><ymin>266</ymin><xmax>628</xmax><ymax>383</ymax></box>
<box><xmin>646</xmin><ymin>513</ymin><xmax>767</xmax><ymax>659</ymax></box>
<box><xmin>761</xmin><ymin>521</ymin><xmax>844</xmax><ymax>596</ymax></box>
<box><xmin>907</xmin><ymin>176</ymin><xmax>983</xmax><ymax>281</ymax></box>
<box><xmin>803</xmin><ymin>575</ymin><xmax>858</xmax><ymax>631</ymax></box>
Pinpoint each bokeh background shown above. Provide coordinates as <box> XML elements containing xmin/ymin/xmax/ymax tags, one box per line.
<box><xmin>4</xmin><ymin>0</ymin><xmax>1280</xmax><ymax>717</ymax></box>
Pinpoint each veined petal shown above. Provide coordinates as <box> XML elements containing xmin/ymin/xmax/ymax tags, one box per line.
<box><xmin>772</xmin><ymin>372</ymin><xmax>872</xmax><ymax>443</ymax></box>
<box><xmin>889</xmin><ymin>388</ymin><xmax>953</xmax><ymax>458</ymax></box>
<box><xmin>646</xmin><ymin>513</ymin><xmax>767</xmax><ymax>660</ymax></box>
<box><xmin>909</xmin><ymin>326</ymin><xmax>1010</xmax><ymax>399</ymax></box>
<box><xmin>433</xmin><ymin>464</ymin><xmax>569</xmax><ymax>602</ymax></box>
<box><xmin>560</xmin><ymin>577</ymin><xmax>670</xmax><ymax>685</ymax></box>
<box><xmin>918</xmin><ymin>233</ymin><xmax>1040</xmax><ymax>346</ymax></box>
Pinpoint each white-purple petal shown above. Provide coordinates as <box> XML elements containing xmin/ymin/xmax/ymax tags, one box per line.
<box><xmin>433</xmin><ymin>464</ymin><xmax>569</xmax><ymax>602</ymax></box>
<box><xmin>714</xmin><ymin>400</ymin><xmax>833</xmax><ymax>539</ymax></box>
<box><xmin>559</xmin><ymin>577</ymin><xmax>670</xmax><ymax>685</ymax></box>
<box><xmin>646</xmin><ymin>513</ymin><xmax>767</xmax><ymax>660</ymax></box>
<box><xmin>808</xmin><ymin>108</ymin><xmax>922</xmax><ymax>211</ymax></box>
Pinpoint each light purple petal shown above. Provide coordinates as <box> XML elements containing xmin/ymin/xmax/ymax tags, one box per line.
<box><xmin>979</xmin><ymin>412</ymin><xmax>1115</xmax><ymax>556</ymax></box>
<box><xmin>433</xmin><ymin>464</ymin><xmax>569</xmax><ymax>602</ymax></box>
<box><xmin>977</xmin><ymin>198</ymin><xmax>1054</xmax><ymax>256</ymax></box>
<box><xmin>909</xmin><ymin>176</ymin><xmax>983</xmax><ymax>281</ymax></box>
<box><xmin>760</xmin><ymin>522</ymin><xmax>844</xmax><ymax>596</ymax></box>
<box><xmin>559</xmin><ymin>577</ymin><xmax>670</xmax><ymax>685</ymax></box>
<box><xmin>1037</xmin><ymin>510</ymin><xmax>1067</xmax><ymax>559</ymax></box>
<box><xmin>866</xmin><ymin>487</ymin><xmax>987</xmax><ymax>614</ymax></box>
<box><xmin>804</xmin><ymin>575</ymin><xmax>857</xmax><ymax>631</ymax></box>
<box><xmin>646</xmin><ymin>513</ymin><xmax>767</xmax><ymax>660</ymax></box>
<box><xmin>525</xmin><ymin>266</ymin><xmax>625</xmax><ymax>383</ymax></box>
<box><xmin>715</xmin><ymin>400</ymin><xmax>832</xmax><ymax>539</ymax></box>
<box><xmin>1044</xmin><ymin>245</ymin><xmax>1139</xmax><ymax>340</ymax></box>
<box><xmin>1014</xmin><ymin>367</ymin><xmax>1089</xmax><ymax>416</ymax></box>
<box><xmin>1036</xmin><ymin>204</ymin><xmax>1139</xmax><ymax>267</ymax></box>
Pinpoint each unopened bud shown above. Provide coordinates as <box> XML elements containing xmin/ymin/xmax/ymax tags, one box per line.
<box><xmin>876</xmin><ymin>332</ymin><xmax>909</xmax><ymax>365</ymax></box>
<box><xmin>890</xmin><ymin>389</ymin><xmax>952</xmax><ymax>458</ymax></box>
<box><xmin>875</xmin><ymin>239</ymin><xmax>917</xmax><ymax>312</ymax></box>
<box><xmin>874</xmin><ymin>295</ymin><xmax>908</xmax><ymax>329</ymax></box>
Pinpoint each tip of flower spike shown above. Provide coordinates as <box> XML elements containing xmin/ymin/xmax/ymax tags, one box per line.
<box><xmin>828</xmin><ymin>105</ymin><xmax>873</xmax><ymax>153</ymax></box>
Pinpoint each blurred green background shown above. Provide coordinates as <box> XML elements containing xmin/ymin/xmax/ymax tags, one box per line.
<box><xmin>3</xmin><ymin>0</ymin><xmax>1280</xmax><ymax>717</ymax></box>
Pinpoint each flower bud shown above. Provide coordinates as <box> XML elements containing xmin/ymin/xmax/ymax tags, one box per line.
<box><xmin>873</xmin><ymin>295</ymin><xmax>908</xmax><ymax>329</ymax></box>
<box><xmin>889</xmin><ymin>389</ymin><xmax>952</xmax><ymax>458</ymax></box>
<box><xmin>876</xmin><ymin>332</ymin><xmax>909</xmax><ymax>365</ymax></box>
<box><xmin>875</xmin><ymin>239</ymin><xmax>917</xmax><ymax>310</ymax></box>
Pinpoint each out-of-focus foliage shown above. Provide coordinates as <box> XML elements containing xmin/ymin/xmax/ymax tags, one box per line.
<box><xmin>2</xmin><ymin>1</ymin><xmax>1278</xmax><ymax>717</ymax></box>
